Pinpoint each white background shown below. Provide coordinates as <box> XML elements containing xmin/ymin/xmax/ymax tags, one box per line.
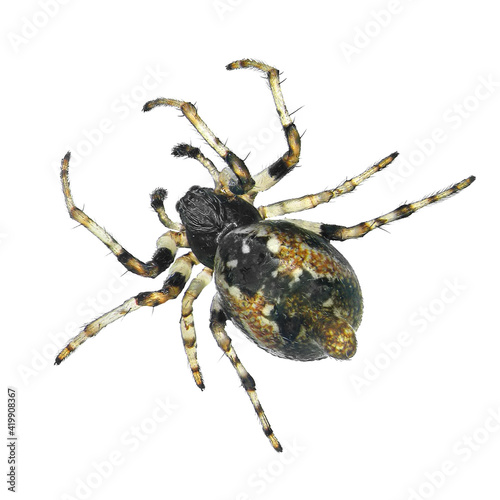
<box><xmin>2</xmin><ymin>1</ymin><xmax>499</xmax><ymax>499</ymax></box>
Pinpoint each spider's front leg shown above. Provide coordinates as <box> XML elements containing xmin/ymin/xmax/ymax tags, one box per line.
<box><xmin>226</xmin><ymin>59</ymin><xmax>301</xmax><ymax>199</ymax></box>
<box><xmin>143</xmin><ymin>100</ymin><xmax>254</xmax><ymax>195</ymax></box>
<box><xmin>61</xmin><ymin>152</ymin><xmax>186</xmax><ymax>277</ymax></box>
<box><xmin>55</xmin><ymin>252</ymin><xmax>199</xmax><ymax>364</ymax></box>
<box><xmin>209</xmin><ymin>295</ymin><xmax>282</xmax><ymax>452</ymax></box>
<box><xmin>258</xmin><ymin>152</ymin><xmax>399</xmax><ymax>219</ymax></box>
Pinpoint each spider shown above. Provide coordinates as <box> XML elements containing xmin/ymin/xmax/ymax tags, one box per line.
<box><xmin>56</xmin><ymin>59</ymin><xmax>475</xmax><ymax>452</ymax></box>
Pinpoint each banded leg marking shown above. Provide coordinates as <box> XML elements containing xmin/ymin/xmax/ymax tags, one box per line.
<box><xmin>322</xmin><ymin>176</ymin><xmax>476</xmax><ymax>240</ymax></box>
<box><xmin>62</xmin><ymin>152</ymin><xmax>179</xmax><ymax>277</ymax></box>
<box><xmin>227</xmin><ymin>59</ymin><xmax>301</xmax><ymax>197</ymax></box>
<box><xmin>143</xmin><ymin>99</ymin><xmax>254</xmax><ymax>194</ymax></box>
<box><xmin>180</xmin><ymin>267</ymin><xmax>213</xmax><ymax>390</ymax></box>
<box><xmin>55</xmin><ymin>252</ymin><xmax>198</xmax><ymax>365</ymax></box>
<box><xmin>209</xmin><ymin>295</ymin><xmax>282</xmax><ymax>452</ymax></box>
<box><xmin>258</xmin><ymin>152</ymin><xmax>399</xmax><ymax>219</ymax></box>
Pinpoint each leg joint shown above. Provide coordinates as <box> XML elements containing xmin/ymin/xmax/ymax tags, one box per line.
<box><xmin>242</xmin><ymin>372</ymin><xmax>256</xmax><ymax>391</ymax></box>
<box><xmin>284</xmin><ymin>123</ymin><xmax>301</xmax><ymax>162</ymax></box>
<box><xmin>135</xmin><ymin>291</ymin><xmax>167</xmax><ymax>307</ymax></box>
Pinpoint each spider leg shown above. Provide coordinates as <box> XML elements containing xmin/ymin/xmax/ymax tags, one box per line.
<box><xmin>55</xmin><ymin>252</ymin><xmax>199</xmax><ymax>364</ymax></box>
<box><xmin>143</xmin><ymin>100</ymin><xmax>254</xmax><ymax>195</ymax></box>
<box><xmin>226</xmin><ymin>59</ymin><xmax>301</xmax><ymax>199</ymax></box>
<box><xmin>286</xmin><ymin>176</ymin><xmax>476</xmax><ymax>241</ymax></box>
<box><xmin>209</xmin><ymin>295</ymin><xmax>282</xmax><ymax>452</ymax></box>
<box><xmin>258</xmin><ymin>152</ymin><xmax>399</xmax><ymax>219</ymax></box>
<box><xmin>180</xmin><ymin>267</ymin><xmax>213</xmax><ymax>390</ymax></box>
<box><xmin>61</xmin><ymin>152</ymin><xmax>186</xmax><ymax>277</ymax></box>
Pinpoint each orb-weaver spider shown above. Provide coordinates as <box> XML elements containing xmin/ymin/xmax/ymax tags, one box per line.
<box><xmin>56</xmin><ymin>59</ymin><xmax>475</xmax><ymax>452</ymax></box>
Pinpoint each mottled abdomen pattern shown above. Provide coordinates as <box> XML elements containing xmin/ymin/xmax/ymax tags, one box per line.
<box><xmin>214</xmin><ymin>221</ymin><xmax>363</xmax><ymax>361</ymax></box>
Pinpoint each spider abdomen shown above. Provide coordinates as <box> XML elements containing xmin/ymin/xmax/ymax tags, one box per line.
<box><xmin>214</xmin><ymin>220</ymin><xmax>363</xmax><ymax>361</ymax></box>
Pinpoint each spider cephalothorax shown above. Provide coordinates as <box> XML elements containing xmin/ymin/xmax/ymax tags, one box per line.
<box><xmin>56</xmin><ymin>59</ymin><xmax>475</xmax><ymax>452</ymax></box>
<box><xmin>176</xmin><ymin>185</ymin><xmax>262</xmax><ymax>267</ymax></box>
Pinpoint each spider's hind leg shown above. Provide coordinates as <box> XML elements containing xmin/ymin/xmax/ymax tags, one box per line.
<box><xmin>55</xmin><ymin>252</ymin><xmax>199</xmax><ymax>365</ymax></box>
<box><xmin>209</xmin><ymin>295</ymin><xmax>282</xmax><ymax>452</ymax></box>
<box><xmin>180</xmin><ymin>266</ymin><xmax>213</xmax><ymax>390</ymax></box>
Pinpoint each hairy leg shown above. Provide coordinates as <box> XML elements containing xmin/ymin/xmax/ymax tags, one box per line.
<box><xmin>55</xmin><ymin>252</ymin><xmax>199</xmax><ymax>364</ymax></box>
<box><xmin>258</xmin><ymin>152</ymin><xmax>399</xmax><ymax>218</ymax></box>
<box><xmin>180</xmin><ymin>267</ymin><xmax>213</xmax><ymax>390</ymax></box>
<box><xmin>209</xmin><ymin>295</ymin><xmax>282</xmax><ymax>452</ymax></box>
<box><xmin>62</xmin><ymin>152</ymin><xmax>184</xmax><ymax>277</ymax></box>
<box><xmin>227</xmin><ymin>59</ymin><xmax>301</xmax><ymax>199</ymax></box>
